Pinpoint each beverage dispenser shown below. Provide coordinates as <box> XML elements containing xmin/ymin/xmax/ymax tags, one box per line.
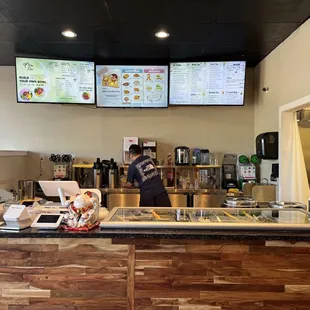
<box><xmin>93</xmin><ymin>158</ymin><xmax>103</xmax><ymax>189</ymax></box>
<box><xmin>108</xmin><ymin>158</ymin><xmax>118</xmax><ymax>189</ymax></box>
<box><xmin>123</xmin><ymin>137</ymin><xmax>139</xmax><ymax>165</ymax></box>
<box><xmin>222</xmin><ymin>154</ymin><xmax>238</xmax><ymax>189</ymax></box>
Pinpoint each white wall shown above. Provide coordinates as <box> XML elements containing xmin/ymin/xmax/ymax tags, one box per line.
<box><xmin>299</xmin><ymin>126</ymin><xmax>310</xmax><ymax>183</ymax></box>
<box><xmin>0</xmin><ymin>66</ymin><xmax>255</xmax><ymax>180</ymax></box>
<box><xmin>254</xmin><ymin>19</ymin><xmax>310</xmax><ymax>181</ymax></box>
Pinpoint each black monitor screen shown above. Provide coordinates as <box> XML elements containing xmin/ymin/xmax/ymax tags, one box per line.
<box><xmin>37</xmin><ymin>215</ymin><xmax>61</xmax><ymax>223</ymax></box>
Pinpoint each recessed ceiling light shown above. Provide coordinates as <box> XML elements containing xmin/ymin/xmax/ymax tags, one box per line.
<box><xmin>62</xmin><ymin>30</ymin><xmax>77</xmax><ymax>38</ymax></box>
<box><xmin>155</xmin><ymin>31</ymin><xmax>170</xmax><ymax>39</ymax></box>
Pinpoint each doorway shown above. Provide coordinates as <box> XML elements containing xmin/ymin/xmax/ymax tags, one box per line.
<box><xmin>279</xmin><ymin>95</ymin><xmax>310</xmax><ymax>205</ymax></box>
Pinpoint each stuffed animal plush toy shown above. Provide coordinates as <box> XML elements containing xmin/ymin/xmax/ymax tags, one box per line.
<box><xmin>64</xmin><ymin>191</ymin><xmax>99</xmax><ymax>228</ymax></box>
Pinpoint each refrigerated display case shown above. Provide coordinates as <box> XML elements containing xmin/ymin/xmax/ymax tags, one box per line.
<box><xmin>100</xmin><ymin>207</ymin><xmax>310</xmax><ymax>230</ymax></box>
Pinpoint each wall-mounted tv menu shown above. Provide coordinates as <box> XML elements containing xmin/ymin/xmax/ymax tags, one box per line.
<box><xmin>15</xmin><ymin>57</ymin><xmax>95</xmax><ymax>104</ymax></box>
<box><xmin>96</xmin><ymin>65</ymin><xmax>168</xmax><ymax>108</ymax></box>
<box><xmin>169</xmin><ymin>61</ymin><xmax>246</xmax><ymax>106</ymax></box>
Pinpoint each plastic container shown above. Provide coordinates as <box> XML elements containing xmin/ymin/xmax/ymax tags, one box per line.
<box><xmin>224</xmin><ymin>197</ymin><xmax>257</xmax><ymax>208</ymax></box>
<box><xmin>200</xmin><ymin>149</ymin><xmax>210</xmax><ymax>165</ymax></box>
<box><xmin>268</xmin><ymin>201</ymin><xmax>306</xmax><ymax>209</ymax></box>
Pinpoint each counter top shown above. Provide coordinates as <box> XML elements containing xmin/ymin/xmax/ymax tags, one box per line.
<box><xmin>101</xmin><ymin>188</ymin><xmax>227</xmax><ymax>194</ymax></box>
<box><xmin>1</xmin><ymin>227</ymin><xmax>310</xmax><ymax>241</ymax></box>
<box><xmin>0</xmin><ymin>150</ymin><xmax>28</xmax><ymax>157</ymax></box>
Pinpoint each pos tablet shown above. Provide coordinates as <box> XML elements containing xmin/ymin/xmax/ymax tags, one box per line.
<box><xmin>31</xmin><ymin>214</ymin><xmax>64</xmax><ymax>230</ymax></box>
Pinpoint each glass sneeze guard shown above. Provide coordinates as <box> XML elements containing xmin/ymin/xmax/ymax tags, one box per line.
<box><xmin>100</xmin><ymin>207</ymin><xmax>310</xmax><ymax>230</ymax></box>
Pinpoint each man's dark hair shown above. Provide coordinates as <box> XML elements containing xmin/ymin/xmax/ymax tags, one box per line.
<box><xmin>129</xmin><ymin>144</ymin><xmax>141</xmax><ymax>156</ymax></box>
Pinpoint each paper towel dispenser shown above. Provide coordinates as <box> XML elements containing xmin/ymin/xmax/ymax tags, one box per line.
<box><xmin>256</xmin><ymin>132</ymin><xmax>278</xmax><ymax>160</ymax></box>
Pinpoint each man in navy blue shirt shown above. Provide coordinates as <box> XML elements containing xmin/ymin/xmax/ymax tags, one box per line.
<box><xmin>122</xmin><ymin>144</ymin><xmax>171</xmax><ymax>207</ymax></box>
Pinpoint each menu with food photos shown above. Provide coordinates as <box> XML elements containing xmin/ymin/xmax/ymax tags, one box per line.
<box><xmin>96</xmin><ymin>65</ymin><xmax>168</xmax><ymax>108</ymax></box>
<box><xmin>15</xmin><ymin>57</ymin><xmax>95</xmax><ymax>104</ymax></box>
<box><xmin>169</xmin><ymin>61</ymin><xmax>246</xmax><ymax>106</ymax></box>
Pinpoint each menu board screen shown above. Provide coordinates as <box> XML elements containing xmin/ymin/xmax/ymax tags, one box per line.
<box><xmin>169</xmin><ymin>61</ymin><xmax>246</xmax><ymax>106</ymax></box>
<box><xmin>15</xmin><ymin>57</ymin><xmax>95</xmax><ymax>104</ymax></box>
<box><xmin>96</xmin><ymin>65</ymin><xmax>168</xmax><ymax>108</ymax></box>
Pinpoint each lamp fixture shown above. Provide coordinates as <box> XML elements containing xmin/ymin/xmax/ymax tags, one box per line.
<box><xmin>155</xmin><ymin>31</ymin><xmax>170</xmax><ymax>39</ymax></box>
<box><xmin>62</xmin><ymin>30</ymin><xmax>77</xmax><ymax>38</ymax></box>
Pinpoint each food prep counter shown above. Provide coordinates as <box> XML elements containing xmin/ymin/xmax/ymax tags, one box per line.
<box><xmin>101</xmin><ymin>207</ymin><xmax>310</xmax><ymax>230</ymax></box>
<box><xmin>2</xmin><ymin>211</ymin><xmax>310</xmax><ymax>309</ymax></box>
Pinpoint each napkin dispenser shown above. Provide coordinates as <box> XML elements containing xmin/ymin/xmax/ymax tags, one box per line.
<box><xmin>3</xmin><ymin>205</ymin><xmax>32</xmax><ymax>229</ymax></box>
<box><xmin>256</xmin><ymin>132</ymin><xmax>278</xmax><ymax>160</ymax></box>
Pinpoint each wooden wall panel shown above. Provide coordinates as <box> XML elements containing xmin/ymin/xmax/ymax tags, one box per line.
<box><xmin>133</xmin><ymin>239</ymin><xmax>310</xmax><ymax>310</ymax></box>
<box><xmin>0</xmin><ymin>238</ymin><xmax>128</xmax><ymax>310</ymax></box>
<box><xmin>2</xmin><ymin>237</ymin><xmax>310</xmax><ymax>309</ymax></box>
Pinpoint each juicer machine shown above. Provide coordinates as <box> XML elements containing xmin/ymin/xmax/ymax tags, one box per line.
<box><xmin>237</xmin><ymin>155</ymin><xmax>257</xmax><ymax>190</ymax></box>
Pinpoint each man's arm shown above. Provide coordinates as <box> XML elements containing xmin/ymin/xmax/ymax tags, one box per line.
<box><xmin>123</xmin><ymin>182</ymin><xmax>134</xmax><ymax>188</ymax></box>
<box><xmin>121</xmin><ymin>164</ymin><xmax>135</xmax><ymax>188</ymax></box>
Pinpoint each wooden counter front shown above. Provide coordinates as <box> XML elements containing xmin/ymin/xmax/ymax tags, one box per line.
<box><xmin>1</xmin><ymin>237</ymin><xmax>310</xmax><ymax>309</ymax></box>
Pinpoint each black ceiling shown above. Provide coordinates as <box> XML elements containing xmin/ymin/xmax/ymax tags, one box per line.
<box><xmin>0</xmin><ymin>0</ymin><xmax>309</xmax><ymax>66</ymax></box>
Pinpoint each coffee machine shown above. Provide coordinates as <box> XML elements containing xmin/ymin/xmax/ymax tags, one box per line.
<box><xmin>222</xmin><ymin>154</ymin><xmax>238</xmax><ymax>189</ymax></box>
<box><xmin>72</xmin><ymin>163</ymin><xmax>94</xmax><ymax>188</ymax></box>
<box><xmin>175</xmin><ymin>146</ymin><xmax>190</xmax><ymax>166</ymax></box>
<box><xmin>72</xmin><ymin>158</ymin><xmax>116</xmax><ymax>189</ymax></box>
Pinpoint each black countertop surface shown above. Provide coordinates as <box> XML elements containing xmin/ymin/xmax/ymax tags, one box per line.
<box><xmin>0</xmin><ymin>227</ymin><xmax>310</xmax><ymax>241</ymax></box>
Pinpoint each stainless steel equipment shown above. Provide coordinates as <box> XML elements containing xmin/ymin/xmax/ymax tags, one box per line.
<box><xmin>93</xmin><ymin>158</ymin><xmax>103</xmax><ymax>189</ymax></box>
<box><xmin>193</xmin><ymin>190</ymin><xmax>226</xmax><ymax>208</ymax></box>
<box><xmin>101</xmin><ymin>207</ymin><xmax>310</xmax><ymax>230</ymax></box>
<box><xmin>106</xmin><ymin>192</ymin><xmax>187</xmax><ymax>210</ymax></box>
<box><xmin>102</xmin><ymin>160</ymin><xmax>110</xmax><ymax>188</ymax></box>
<box><xmin>72</xmin><ymin>164</ymin><xmax>93</xmax><ymax>188</ymax></box>
<box><xmin>175</xmin><ymin>146</ymin><xmax>190</xmax><ymax>166</ymax></box>
<box><xmin>108</xmin><ymin>158</ymin><xmax>118</xmax><ymax>189</ymax></box>
<box><xmin>18</xmin><ymin>180</ymin><xmax>35</xmax><ymax>200</ymax></box>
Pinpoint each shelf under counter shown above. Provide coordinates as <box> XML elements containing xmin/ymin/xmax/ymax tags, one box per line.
<box><xmin>100</xmin><ymin>188</ymin><xmax>226</xmax><ymax>194</ymax></box>
<box><xmin>100</xmin><ymin>188</ymin><xmax>227</xmax><ymax>210</ymax></box>
<box><xmin>119</xmin><ymin>164</ymin><xmax>221</xmax><ymax>169</ymax></box>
